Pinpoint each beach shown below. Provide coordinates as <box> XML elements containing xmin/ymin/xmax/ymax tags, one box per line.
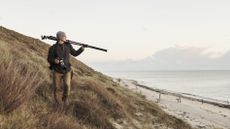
<box><xmin>115</xmin><ymin>78</ymin><xmax>230</xmax><ymax>129</ymax></box>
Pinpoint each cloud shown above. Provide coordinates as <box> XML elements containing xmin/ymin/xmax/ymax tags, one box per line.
<box><xmin>91</xmin><ymin>46</ymin><xmax>230</xmax><ymax>71</ymax></box>
<box><xmin>149</xmin><ymin>46</ymin><xmax>230</xmax><ymax>69</ymax></box>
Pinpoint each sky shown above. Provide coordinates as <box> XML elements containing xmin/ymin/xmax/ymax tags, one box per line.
<box><xmin>1</xmin><ymin>0</ymin><xmax>230</xmax><ymax>65</ymax></box>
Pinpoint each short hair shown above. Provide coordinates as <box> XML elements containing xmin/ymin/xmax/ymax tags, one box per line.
<box><xmin>56</xmin><ymin>31</ymin><xmax>66</xmax><ymax>39</ymax></box>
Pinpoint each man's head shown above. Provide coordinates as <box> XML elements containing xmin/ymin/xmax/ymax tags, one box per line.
<box><xmin>56</xmin><ymin>31</ymin><xmax>66</xmax><ymax>44</ymax></box>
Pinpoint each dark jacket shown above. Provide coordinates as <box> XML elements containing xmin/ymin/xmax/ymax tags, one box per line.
<box><xmin>47</xmin><ymin>42</ymin><xmax>84</xmax><ymax>73</ymax></box>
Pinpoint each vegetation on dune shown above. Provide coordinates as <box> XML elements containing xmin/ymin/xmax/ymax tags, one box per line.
<box><xmin>0</xmin><ymin>26</ymin><xmax>193</xmax><ymax>129</ymax></box>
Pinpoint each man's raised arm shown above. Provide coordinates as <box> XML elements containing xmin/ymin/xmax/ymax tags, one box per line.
<box><xmin>70</xmin><ymin>44</ymin><xmax>85</xmax><ymax>57</ymax></box>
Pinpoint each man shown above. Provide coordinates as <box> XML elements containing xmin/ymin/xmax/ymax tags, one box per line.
<box><xmin>47</xmin><ymin>31</ymin><xmax>85</xmax><ymax>107</ymax></box>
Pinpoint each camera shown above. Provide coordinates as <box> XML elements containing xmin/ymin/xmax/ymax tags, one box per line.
<box><xmin>59</xmin><ymin>59</ymin><xmax>66</xmax><ymax>69</ymax></box>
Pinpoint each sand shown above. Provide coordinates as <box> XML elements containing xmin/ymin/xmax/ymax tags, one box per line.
<box><xmin>115</xmin><ymin>78</ymin><xmax>230</xmax><ymax>129</ymax></box>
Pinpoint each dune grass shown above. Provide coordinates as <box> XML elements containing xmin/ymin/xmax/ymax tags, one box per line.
<box><xmin>0</xmin><ymin>56</ymin><xmax>42</xmax><ymax>113</ymax></box>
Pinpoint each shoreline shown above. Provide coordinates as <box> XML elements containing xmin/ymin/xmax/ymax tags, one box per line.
<box><xmin>133</xmin><ymin>81</ymin><xmax>230</xmax><ymax>109</ymax></box>
<box><xmin>115</xmin><ymin>78</ymin><xmax>230</xmax><ymax>129</ymax></box>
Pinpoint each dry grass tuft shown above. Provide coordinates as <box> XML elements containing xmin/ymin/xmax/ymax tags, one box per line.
<box><xmin>0</xmin><ymin>54</ymin><xmax>43</xmax><ymax>113</ymax></box>
<box><xmin>40</xmin><ymin>112</ymin><xmax>84</xmax><ymax>129</ymax></box>
<box><xmin>74</xmin><ymin>100</ymin><xmax>114</xmax><ymax>129</ymax></box>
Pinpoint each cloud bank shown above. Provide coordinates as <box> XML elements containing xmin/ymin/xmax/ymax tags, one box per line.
<box><xmin>91</xmin><ymin>46</ymin><xmax>230</xmax><ymax>71</ymax></box>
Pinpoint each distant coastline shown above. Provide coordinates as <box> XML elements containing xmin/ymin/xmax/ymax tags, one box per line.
<box><xmin>104</xmin><ymin>70</ymin><xmax>230</xmax><ymax>102</ymax></box>
<box><xmin>130</xmin><ymin>79</ymin><xmax>230</xmax><ymax>109</ymax></box>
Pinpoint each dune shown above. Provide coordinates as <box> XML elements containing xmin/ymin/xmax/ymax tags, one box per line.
<box><xmin>0</xmin><ymin>26</ymin><xmax>193</xmax><ymax>129</ymax></box>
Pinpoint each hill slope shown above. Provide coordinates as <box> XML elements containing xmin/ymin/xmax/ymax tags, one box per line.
<box><xmin>0</xmin><ymin>26</ymin><xmax>193</xmax><ymax>129</ymax></box>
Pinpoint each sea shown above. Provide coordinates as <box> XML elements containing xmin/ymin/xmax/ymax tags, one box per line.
<box><xmin>104</xmin><ymin>70</ymin><xmax>230</xmax><ymax>102</ymax></box>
